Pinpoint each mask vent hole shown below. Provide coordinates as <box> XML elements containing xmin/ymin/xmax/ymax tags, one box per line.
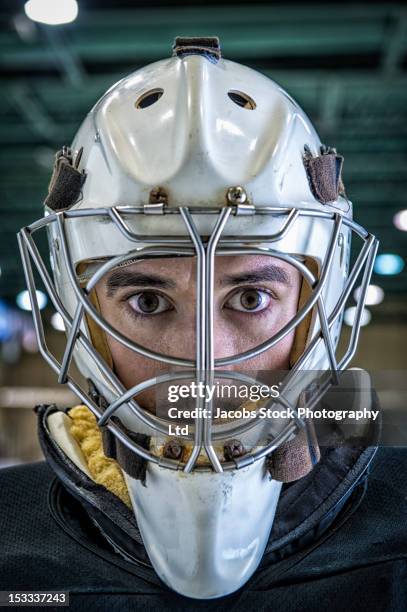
<box><xmin>228</xmin><ymin>90</ymin><xmax>256</xmax><ymax>110</ymax></box>
<box><xmin>135</xmin><ymin>88</ymin><xmax>164</xmax><ymax>109</ymax></box>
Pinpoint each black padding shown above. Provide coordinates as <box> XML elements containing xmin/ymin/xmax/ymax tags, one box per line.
<box><xmin>2</xmin><ymin>448</ymin><xmax>407</xmax><ymax>608</ymax></box>
<box><xmin>34</xmin><ymin>403</ymin><xmax>143</xmax><ymax>542</ymax></box>
<box><xmin>172</xmin><ymin>36</ymin><xmax>221</xmax><ymax>62</ymax></box>
<box><xmin>44</xmin><ymin>149</ymin><xmax>85</xmax><ymax>211</ymax></box>
<box><xmin>101</xmin><ymin>416</ymin><xmax>151</xmax><ymax>485</ymax></box>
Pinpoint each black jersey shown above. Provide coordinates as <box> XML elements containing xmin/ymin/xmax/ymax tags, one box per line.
<box><xmin>0</xmin><ymin>405</ymin><xmax>406</xmax><ymax>611</ymax></box>
<box><xmin>1</xmin><ymin>452</ymin><xmax>407</xmax><ymax>610</ymax></box>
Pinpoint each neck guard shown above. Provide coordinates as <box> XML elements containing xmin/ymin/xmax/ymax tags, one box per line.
<box><xmin>34</xmin><ymin>386</ymin><xmax>380</xmax><ymax>579</ymax></box>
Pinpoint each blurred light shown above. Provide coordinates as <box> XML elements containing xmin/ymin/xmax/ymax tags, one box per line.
<box><xmin>353</xmin><ymin>284</ymin><xmax>384</xmax><ymax>306</ymax></box>
<box><xmin>393</xmin><ymin>209</ymin><xmax>407</xmax><ymax>232</ymax></box>
<box><xmin>22</xmin><ymin>328</ymin><xmax>39</xmax><ymax>353</ymax></box>
<box><xmin>51</xmin><ymin>312</ymin><xmax>65</xmax><ymax>331</ymax></box>
<box><xmin>24</xmin><ymin>0</ymin><xmax>78</xmax><ymax>25</ymax></box>
<box><xmin>374</xmin><ymin>253</ymin><xmax>405</xmax><ymax>275</ymax></box>
<box><xmin>0</xmin><ymin>300</ymin><xmax>12</xmax><ymax>342</ymax></box>
<box><xmin>344</xmin><ymin>306</ymin><xmax>371</xmax><ymax>327</ymax></box>
<box><xmin>13</xmin><ymin>13</ymin><xmax>37</xmax><ymax>41</ymax></box>
<box><xmin>16</xmin><ymin>290</ymin><xmax>47</xmax><ymax>311</ymax></box>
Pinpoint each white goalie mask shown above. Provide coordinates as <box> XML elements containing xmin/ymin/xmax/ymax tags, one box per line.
<box><xmin>18</xmin><ymin>37</ymin><xmax>378</xmax><ymax>599</ymax></box>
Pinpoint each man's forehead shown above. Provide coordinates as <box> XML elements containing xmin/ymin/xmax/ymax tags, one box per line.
<box><xmin>113</xmin><ymin>254</ymin><xmax>295</xmax><ymax>276</ymax></box>
<box><xmin>102</xmin><ymin>255</ymin><xmax>299</xmax><ymax>296</ymax></box>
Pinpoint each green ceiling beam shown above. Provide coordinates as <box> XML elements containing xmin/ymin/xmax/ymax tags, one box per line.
<box><xmin>0</xmin><ymin>2</ymin><xmax>405</xmax><ymax>300</ymax></box>
<box><xmin>381</xmin><ymin>8</ymin><xmax>407</xmax><ymax>75</ymax></box>
<box><xmin>9</xmin><ymin>84</ymin><xmax>63</xmax><ymax>142</ymax></box>
<box><xmin>0</xmin><ymin>24</ymin><xmax>385</xmax><ymax>67</ymax></box>
<box><xmin>42</xmin><ymin>27</ymin><xmax>86</xmax><ymax>87</ymax></box>
<box><xmin>3</xmin><ymin>4</ymin><xmax>404</xmax><ymax>68</ymax></box>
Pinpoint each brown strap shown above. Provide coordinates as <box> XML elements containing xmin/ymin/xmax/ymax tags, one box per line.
<box><xmin>101</xmin><ymin>416</ymin><xmax>150</xmax><ymax>486</ymax></box>
<box><xmin>44</xmin><ymin>147</ymin><xmax>85</xmax><ymax>211</ymax></box>
<box><xmin>303</xmin><ymin>144</ymin><xmax>345</xmax><ymax>204</ymax></box>
<box><xmin>173</xmin><ymin>36</ymin><xmax>221</xmax><ymax>62</ymax></box>
<box><xmin>267</xmin><ymin>420</ymin><xmax>320</xmax><ymax>482</ymax></box>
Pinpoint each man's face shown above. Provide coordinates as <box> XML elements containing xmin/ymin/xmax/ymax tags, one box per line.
<box><xmin>95</xmin><ymin>255</ymin><xmax>302</xmax><ymax>411</ymax></box>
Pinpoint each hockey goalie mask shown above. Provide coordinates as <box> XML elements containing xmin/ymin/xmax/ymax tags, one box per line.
<box><xmin>18</xmin><ymin>37</ymin><xmax>378</xmax><ymax>599</ymax></box>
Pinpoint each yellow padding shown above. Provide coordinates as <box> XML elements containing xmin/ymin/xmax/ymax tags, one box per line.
<box><xmin>68</xmin><ymin>405</ymin><xmax>132</xmax><ymax>508</ymax></box>
<box><xmin>75</xmin><ymin>261</ymin><xmax>113</xmax><ymax>369</ymax></box>
<box><xmin>289</xmin><ymin>257</ymin><xmax>320</xmax><ymax>367</ymax></box>
<box><xmin>87</xmin><ymin>288</ymin><xmax>114</xmax><ymax>369</ymax></box>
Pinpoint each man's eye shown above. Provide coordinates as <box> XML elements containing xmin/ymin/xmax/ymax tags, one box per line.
<box><xmin>224</xmin><ymin>289</ymin><xmax>272</xmax><ymax>313</ymax></box>
<box><xmin>128</xmin><ymin>292</ymin><xmax>172</xmax><ymax>315</ymax></box>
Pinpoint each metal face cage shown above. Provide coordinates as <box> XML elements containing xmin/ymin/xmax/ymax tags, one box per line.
<box><xmin>17</xmin><ymin>204</ymin><xmax>379</xmax><ymax>473</ymax></box>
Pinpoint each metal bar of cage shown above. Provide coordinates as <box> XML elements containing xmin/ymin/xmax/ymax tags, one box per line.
<box><xmin>16</xmin><ymin>204</ymin><xmax>379</xmax><ymax>473</ymax></box>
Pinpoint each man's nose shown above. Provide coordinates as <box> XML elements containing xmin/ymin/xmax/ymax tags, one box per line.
<box><xmin>170</xmin><ymin>318</ymin><xmax>239</xmax><ymax>363</ymax></box>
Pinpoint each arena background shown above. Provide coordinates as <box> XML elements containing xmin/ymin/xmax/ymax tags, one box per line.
<box><xmin>0</xmin><ymin>0</ymin><xmax>406</xmax><ymax>465</ymax></box>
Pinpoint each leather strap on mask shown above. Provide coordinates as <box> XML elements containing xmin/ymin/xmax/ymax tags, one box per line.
<box><xmin>88</xmin><ymin>380</ymin><xmax>151</xmax><ymax>485</ymax></box>
<box><xmin>267</xmin><ymin>419</ymin><xmax>320</xmax><ymax>482</ymax></box>
<box><xmin>45</xmin><ymin>146</ymin><xmax>85</xmax><ymax>211</ymax></box>
<box><xmin>303</xmin><ymin>144</ymin><xmax>345</xmax><ymax>205</ymax></box>
<box><xmin>101</xmin><ymin>418</ymin><xmax>151</xmax><ymax>486</ymax></box>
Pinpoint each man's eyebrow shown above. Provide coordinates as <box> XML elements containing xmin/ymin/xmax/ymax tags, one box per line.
<box><xmin>106</xmin><ymin>270</ymin><xmax>177</xmax><ymax>296</ymax></box>
<box><xmin>219</xmin><ymin>264</ymin><xmax>292</xmax><ymax>287</ymax></box>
